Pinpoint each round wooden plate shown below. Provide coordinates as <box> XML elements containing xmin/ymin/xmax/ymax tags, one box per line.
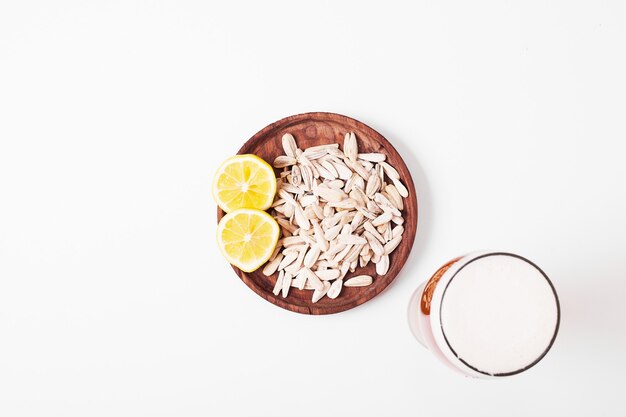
<box><xmin>217</xmin><ymin>112</ymin><xmax>418</xmax><ymax>314</ymax></box>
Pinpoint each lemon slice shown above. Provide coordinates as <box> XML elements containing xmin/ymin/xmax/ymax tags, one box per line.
<box><xmin>217</xmin><ymin>208</ymin><xmax>280</xmax><ymax>272</ymax></box>
<box><xmin>212</xmin><ymin>154</ymin><xmax>277</xmax><ymax>213</ymax></box>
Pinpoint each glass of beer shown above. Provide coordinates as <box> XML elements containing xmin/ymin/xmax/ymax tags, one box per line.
<box><xmin>408</xmin><ymin>251</ymin><xmax>560</xmax><ymax>377</ymax></box>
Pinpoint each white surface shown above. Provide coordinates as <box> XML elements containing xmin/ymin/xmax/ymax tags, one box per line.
<box><xmin>439</xmin><ymin>253</ymin><xmax>559</xmax><ymax>375</ymax></box>
<box><xmin>1</xmin><ymin>1</ymin><xmax>625</xmax><ymax>416</ymax></box>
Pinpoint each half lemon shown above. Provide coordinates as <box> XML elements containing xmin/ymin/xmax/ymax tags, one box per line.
<box><xmin>212</xmin><ymin>154</ymin><xmax>277</xmax><ymax>213</ymax></box>
<box><xmin>217</xmin><ymin>208</ymin><xmax>280</xmax><ymax>272</ymax></box>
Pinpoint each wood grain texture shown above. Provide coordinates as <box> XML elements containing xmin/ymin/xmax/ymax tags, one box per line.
<box><xmin>217</xmin><ymin>112</ymin><xmax>418</xmax><ymax>315</ymax></box>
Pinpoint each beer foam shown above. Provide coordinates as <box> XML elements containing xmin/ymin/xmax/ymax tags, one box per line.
<box><xmin>439</xmin><ymin>254</ymin><xmax>559</xmax><ymax>376</ymax></box>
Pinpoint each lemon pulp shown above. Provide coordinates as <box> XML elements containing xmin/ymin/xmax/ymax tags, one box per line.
<box><xmin>217</xmin><ymin>208</ymin><xmax>280</xmax><ymax>272</ymax></box>
<box><xmin>212</xmin><ymin>154</ymin><xmax>276</xmax><ymax>213</ymax></box>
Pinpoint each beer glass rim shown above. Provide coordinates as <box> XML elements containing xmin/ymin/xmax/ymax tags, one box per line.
<box><xmin>429</xmin><ymin>251</ymin><xmax>561</xmax><ymax>377</ymax></box>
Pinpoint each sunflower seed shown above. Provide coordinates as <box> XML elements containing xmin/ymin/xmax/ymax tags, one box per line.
<box><xmin>323</xmin><ymin>224</ymin><xmax>343</xmax><ymax>241</ymax></box>
<box><xmin>344</xmin><ymin>243</ymin><xmax>364</xmax><ymax>263</ymax></box>
<box><xmin>283</xmin><ymin>244</ymin><xmax>307</xmax><ymax>256</ymax></box>
<box><xmin>344</xmin><ymin>132</ymin><xmax>358</xmax><ymax>162</ymax></box>
<box><xmin>277</xmin><ymin>189</ymin><xmax>297</xmax><ymax>205</ymax></box>
<box><xmin>338</xmin><ymin>234</ymin><xmax>368</xmax><ymax>245</ymax></box>
<box><xmin>321</xmin><ymin>160</ymin><xmax>339</xmax><ymax>178</ymax></box>
<box><xmin>350</xmin><ymin>211</ymin><xmax>364</xmax><ymax>232</ymax></box>
<box><xmin>364</xmin><ymin>231</ymin><xmax>385</xmax><ymax>256</ymax></box>
<box><xmin>303</xmin><ymin>149</ymin><xmax>328</xmax><ymax>160</ymax></box>
<box><xmin>312</xmin><ymin>281</ymin><xmax>331</xmax><ymax>303</ymax></box>
<box><xmin>274</xmin><ymin>155</ymin><xmax>297</xmax><ymax>168</ymax></box>
<box><xmin>284</xmin><ymin>203</ymin><xmax>294</xmax><ymax>219</ymax></box>
<box><xmin>327</xmin><ymin>279</ymin><xmax>343</xmax><ymax>299</ymax></box>
<box><xmin>328</xmin><ymin>198</ymin><xmax>358</xmax><ymax>210</ymax></box>
<box><xmin>359</xmin><ymin>253</ymin><xmax>371</xmax><ymax>268</ymax></box>
<box><xmin>281</xmin><ymin>183</ymin><xmax>305</xmax><ymax>195</ymax></box>
<box><xmin>322</xmin><ymin>211</ymin><xmax>348</xmax><ymax>228</ymax></box>
<box><xmin>271</xmin><ymin>243</ymin><xmax>283</xmax><ymax>259</ymax></box>
<box><xmin>332</xmin><ymin>244</ymin><xmax>353</xmax><ymax>264</ymax></box>
<box><xmin>282</xmin><ymin>272</ymin><xmax>292</xmax><ymax>297</ymax></box>
<box><xmin>282</xmin><ymin>236</ymin><xmax>305</xmax><ymax>247</ymax></box>
<box><xmin>326</xmin><ymin>147</ymin><xmax>345</xmax><ymax>158</ymax></box>
<box><xmin>357</xmin><ymin>206</ymin><xmax>378</xmax><ymax>220</ymax></box>
<box><xmin>285</xmin><ymin>247</ymin><xmax>306</xmax><ymax>274</ymax></box>
<box><xmin>311</xmin><ymin>220</ymin><xmax>329</xmax><ymax>251</ymax></box>
<box><xmin>344</xmin><ymin>173</ymin><xmax>358</xmax><ymax>193</ymax></box>
<box><xmin>371</xmin><ymin>252</ymin><xmax>382</xmax><ymax>264</ymax></box>
<box><xmin>277</xmin><ymin>251</ymin><xmax>298</xmax><ymax>270</ymax></box>
<box><xmin>349</xmin><ymin>189</ymin><xmax>367</xmax><ymax>208</ymax></box>
<box><xmin>290</xmin><ymin>165</ymin><xmax>301</xmax><ymax>186</ymax></box>
<box><xmin>345</xmin><ymin>158</ymin><xmax>369</xmax><ymax>180</ymax></box>
<box><xmin>380</xmin><ymin>202</ymin><xmax>402</xmax><ymax>217</ymax></box>
<box><xmin>374</xmin><ymin>193</ymin><xmax>395</xmax><ymax>210</ymax></box>
<box><xmin>344</xmin><ymin>275</ymin><xmax>373</xmax><ymax>287</ymax></box>
<box><xmin>383</xmin><ymin>223</ymin><xmax>393</xmax><ymax>242</ymax></box>
<box><xmin>303</xmin><ymin>268</ymin><xmax>324</xmax><ymax>291</ymax></box>
<box><xmin>311</xmin><ymin>203</ymin><xmax>324</xmax><ymax>220</ymax></box>
<box><xmin>380</xmin><ymin>161</ymin><xmax>400</xmax><ymax>180</ymax></box>
<box><xmin>358</xmin><ymin>153</ymin><xmax>386</xmax><ymax>162</ymax></box>
<box><xmin>363</xmin><ymin>221</ymin><xmax>386</xmax><ymax>244</ymax></box>
<box><xmin>293</xmin><ymin>205</ymin><xmax>311</xmax><ymax>230</ymax></box>
<box><xmin>324</xmin><ymin>242</ymin><xmax>347</xmax><ymax>258</ymax></box>
<box><xmin>282</xmin><ymin>133</ymin><xmax>298</xmax><ymax>158</ymax></box>
<box><xmin>365</xmin><ymin>174</ymin><xmax>381</xmax><ymax>197</ymax></box>
<box><xmin>353</xmin><ymin>175</ymin><xmax>366</xmax><ymax>191</ymax></box>
<box><xmin>333</xmin><ymin>161</ymin><xmax>353</xmax><ymax>180</ymax></box>
<box><xmin>325</xmin><ymin>179</ymin><xmax>343</xmax><ymax>190</ymax></box>
<box><xmin>372</xmin><ymin>211</ymin><xmax>393</xmax><ymax>227</ymax></box>
<box><xmin>301</xmin><ymin>165</ymin><xmax>313</xmax><ymax>191</ymax></box>
<box><xmin>299</xmin><ymin>194</ymin><xmax>317</xmax><ymax>207</ymax></box>
<box><xmin>315</xmin><ymin>260</ymin><xmax>334</xmax><ymax>269</ymax></box>
<box><xmin>315</xmin><ymin>269</ymin><xmax>341</xmax><ymax>281</ymax></box>
<box><xmin>385</xmin><ymin>184</ymin><xmax>404</xmax><ymax>210</ymax></box>
<box><xmin>376</xmin><ymin>256</ymin><xmax>390</xmax><ymax>275</ymax></box>
<box><xmin>377</xmin><ymin>163</ymin><xmax>385</xmax><ymax>184</ymax></box>
<box><xmin>271</xmin><ymin>198</ymin><xmax>286</xmax><ymax>208</ymax></box>
<box><xmin>262</xmin><ymin>253</ymin><xmax>284</xmax><ymax>276</ymax></box>
<box><xmin>391</xmin><ymin>177</ymin><xmax>409</xmax><ymax>197</ymax></box>
<box><xmin>316</xmin><ymin>162</ymin><xmax>336</xmax><ymax>180</ymax></box>
<box><xmin>273</xmin><ymin>270</ymin><xmax>285</xmax><ymax>296</ymax></box>
<box><xmin>312</xmin><ymin>185</ymin><xmax>347</xmax><ymax>203</ymax></box>
<box><xmin>384</xmin><ymin>235</ymin><xmax>402</xmax><ymax>255</ymax></box>
<box><xmin>367</xmin><ymin>200</ymin><xmax>382</xmax><ymax>215</ymax></box>
<box><xmin>339</xmin><ymin>261</ymin><xmax>350</xmax><ymax>278</ymax></box>
<box><xmin>305</xmin><ymin>143</ymin><xmax>339</xmax><ymax>152</ymax></box>
<box><xmin>391</xmin><ymin>215</ymin><xmax>404</xmax><ymax>225</ymax></box>
<box><xmin>291</xmin><ymin>270</ymin><xmax>307</xmax><ymax>289</ymax></box>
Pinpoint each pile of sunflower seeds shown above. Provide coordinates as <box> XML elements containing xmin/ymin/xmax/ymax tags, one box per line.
<box><xmin>262</xmin><ymin>132</ymin><xmax>408</xmax><ymax>303</ymax></box>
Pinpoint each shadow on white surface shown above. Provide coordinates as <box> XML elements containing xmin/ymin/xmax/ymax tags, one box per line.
<box><xmin>556</xmin><ymin>259</ymin><xmax>626</xmax><ymax>347</ymax></box>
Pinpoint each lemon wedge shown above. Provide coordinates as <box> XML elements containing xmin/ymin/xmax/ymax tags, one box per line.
<box><xmin>212</xmin><ymin>154</ymin><xmax>277</xmax><ymax>213</ymax></box>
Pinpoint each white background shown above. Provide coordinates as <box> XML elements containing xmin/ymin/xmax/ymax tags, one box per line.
<box><xmin>1</xmin><ymin>1</ymin><xmax>625</xmax><ymax>416</ymax></box>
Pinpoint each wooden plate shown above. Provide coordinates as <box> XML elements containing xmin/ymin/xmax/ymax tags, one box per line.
<box><xmin>217</xmin><ymin>112</ymin><xmax>418</xmax><ymax>314</ymax></box>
